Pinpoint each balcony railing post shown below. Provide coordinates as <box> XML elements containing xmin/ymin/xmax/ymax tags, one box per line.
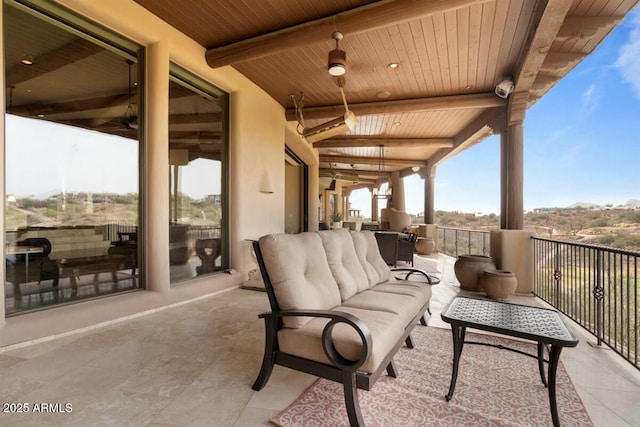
<box><xmin>553</xmin><ymin>240</ymin><xmax>561</xmax><ymax>308</ymax></box>
<box><xmin>455</xmin><ymin>229</ymin><xmax>459</xmax><ymax>257</ymax></box>
<box><xmin>594</xmin><ymin>250</ymin><xmax>604</xmax><ymax>346</ymax></box>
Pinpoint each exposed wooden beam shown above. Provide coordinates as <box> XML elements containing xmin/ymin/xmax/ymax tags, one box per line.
<box><xmin>170</xmin><ymin>142</ymin><xmax>222</xmax><ymax>151</ymax></box>
<box><xmin>319</xmin><ymin>170</ymin><xmax>376</xmax><ymax>184</ymax></box>
<box><xmin>529</xmin><ymin>74</ymin><xmax>557</xmax><ymax>93</ymax></box>
<box><xmin>169</xmin><ymin>112</ymin><xmax>222</xmax><ymax>124</ymax></box>
<box><xmin>169</xmin><ymin>131</ymin><xmax>220</xmax><ymax>140</ymax></box>
<box><xmin>51</xmin><ymin>113</ymin><xmax>222</xmax><ymax>131</ymax></box>
<box><xmin>320</xmin><ymin>155</ymin><xmax>426</xmax><ymax>168</ymax></box>
<box><xmin>9</xmin><ymin>93</ymin><xmax>131</xmax><ymax>117</ymax></box>
<box><xmin>556</xmin><ymin>16</ymin><xmax>623</xmax><ymax>41</ymax></box>
<box><xmin>320</xmin><ymin>167</ymin><xmax>390</xmax><ymax>178</ymax></box>
<box><xmin>313</xmin><ymin>137</ymin><xmax>454</xmax><ymax>148</ymax></box>
<box><xmin>540</xmin><ymin>52</ymin><xmax>585</xmax><ymax>73</ymax></box>
<box><xmin>206</xmin><ymin>0</ymin><xmax>489</xmax><ymax>68</ymax></box>
<box><xmin>513</xmin><ymin>0</ymin><xmax>574</xmax><ymax>95</ymax></box>
<box><xmin>342</xmin><ymin>183</ymin><xmax>376</xmax><ymax>192</ymax></box>
<box><xmin>9</xmin><ymin>88</ymin><xmax>195</xmax><ymax>118</ymax></box>
<box><xmin>286</xmin><ymin>92</ymin><xmax>504</xmax><ymax>121</ymax></box>
<box><xmin>400</xmin><ymin>166</ymin><xmax>423</xmax><ymax>178</ymax></box>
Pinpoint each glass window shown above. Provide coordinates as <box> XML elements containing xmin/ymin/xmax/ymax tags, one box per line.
<box><xmin>168</xmin><ymin>67</ymin><xmax>228</xmax><ymax>284</ymax></box>
<box><xmin>4</xmin><ymin>2</ymin><xmax>144</xmax><ymax>315</ymax></box>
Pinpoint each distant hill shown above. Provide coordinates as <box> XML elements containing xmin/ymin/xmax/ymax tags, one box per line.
<box><xmin>564</xmin><ymin>200</ymin><xmax>640</xmax><ymax>210</ymax></box>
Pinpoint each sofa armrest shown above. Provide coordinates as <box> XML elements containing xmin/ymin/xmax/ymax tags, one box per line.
<box><xmin>391</xmin><ymin>267</ymin><xmax>440</xmax><ymax>285</ymax></box>
<box><xmin>258</xmin><ymin>309</ymin><xmax>372</xmax><ymax>371</ymax></box>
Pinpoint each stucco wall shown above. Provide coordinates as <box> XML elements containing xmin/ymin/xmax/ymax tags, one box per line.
<box><xmin>0</xmin><ymin>0</ymin><xmax>290</xmax><ymax>347</ymax></box>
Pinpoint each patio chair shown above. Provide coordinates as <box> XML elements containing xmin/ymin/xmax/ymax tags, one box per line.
<box><xmin>397</xmin><ymin>232</ymin><xmax>417</xmax><ymax>267</ymax></box>
<box><xmin>374</xmin><ymin>232</ymin><xmax>398</xmax><ymax>266</ymax></box>
<box><xmin>195</xmin><ymin>238</ymin><xmax>222</xmax><ymax>274</ymax></box>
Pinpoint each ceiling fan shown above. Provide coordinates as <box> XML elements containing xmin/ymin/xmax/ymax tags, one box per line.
<box><xmin>293</xmin><ymin>32</ymin><xmax>358</xmax><ymax>144</ymax></box>
<box><xmin>100</xmin><ymin>59</ymin><xmax>138</xmax><ymax>133</ymax></box>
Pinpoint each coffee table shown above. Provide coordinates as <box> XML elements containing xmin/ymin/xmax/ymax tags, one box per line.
<box><xmin>56</xmin><ymin>254</ymin><xmax>129</xmax><ymax>290</ymax></box>
<box><xmin>440</xmin><ymin>296</ymin><xmax>578</xmax><ymax>427</ymax></box>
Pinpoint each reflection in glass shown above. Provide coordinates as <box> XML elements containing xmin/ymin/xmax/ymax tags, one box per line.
<box><xmin>4</xmin><ymin>3</ymin><xmax>142</xmax><ymax>315</ymax></box>
<box><xmin>168</xmin><ymin>75</ymin><xmax>227</xmax><ymax>284</ymax></box>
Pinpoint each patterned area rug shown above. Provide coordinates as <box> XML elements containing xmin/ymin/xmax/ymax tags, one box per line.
<box><xmin>271</xmin><ymin>326</ymin><xmax>592</xmax><ymax>427</ymax></box>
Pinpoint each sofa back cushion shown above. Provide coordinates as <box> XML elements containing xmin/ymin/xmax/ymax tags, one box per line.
<box><xmin>318</xmin><ymin>229</ymin><xmax>370</xmax><ymax>300</ymax></box>
<box><xmin>350</xmin><ymin>230</ymin><xmax>391</xmax><ymax>286</ymax></box>
<box><xmin>259</xmin><ymin>232</ymin><xmax>341</xmax><ymax>328</ymax></box>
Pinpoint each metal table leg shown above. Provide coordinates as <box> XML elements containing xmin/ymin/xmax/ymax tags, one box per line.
<box><xmin>537</xmin><ymin>342</ymin><xmax>548</xmax><ymax>387</ymax></box>
<box><xmin>548</xmin><ymin>345</ymin><xmax>563</xmax><ymax>427</ymax></box>
<box><xmin>445</xmin><ymin>324</ymin><xmax>466</xmax><ymax>401</ymax></box>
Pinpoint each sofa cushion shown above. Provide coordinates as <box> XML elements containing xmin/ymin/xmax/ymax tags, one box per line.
<box><xmin>318</xmin><ymin>229</ymin><xmax>370</xmax><ymax>300</ymax></box>
<box><xmin>278</xmin><ymin>307</ymin><xmax>405</xmax><ymax>374</ymax></box>
<box><xmin>259</xmin><ymin>233</ymin><xmax>341</xmax><ymax>328</ymax></box>
<box><xmin>350</xmin><ymin>230</ymin><xmax>391</xmax><ymax>286</ymax></box>
<box><xmin>341</xmin><ymin>289</ymin><xmax>427</xmax><ymax>325</ymax></box>
<box><xmin>370</xmin><ymin>281</ymin><xmax>433</xmax><ymax>302</ymax></box>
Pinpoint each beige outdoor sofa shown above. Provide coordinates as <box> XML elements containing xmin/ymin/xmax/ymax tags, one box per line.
<box><xmin>251</xmin><ymin>229</ymin><xmax>437</xmax><ymax>427</ymax></box>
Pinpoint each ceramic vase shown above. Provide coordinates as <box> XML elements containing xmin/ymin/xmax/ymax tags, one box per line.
<box><xmin>415</xmin><ymin>237</ymin><xmax>435</xmax><ymax>255</ymax></box>
<box><xmin>480</xmin><ymin>270</ymin><xmax>517</xmax><ymax>299</ymax></box>
<box><xmin>454</xmin><ymin>254</ymin><xmax>496</xmax><ymax>291</ymax></box>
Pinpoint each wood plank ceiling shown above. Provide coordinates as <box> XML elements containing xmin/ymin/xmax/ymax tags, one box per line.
<box><xmin>133</xmin><ymin>0</ymin><xmax>636</xmax><ymax>190</ymax></box>
<box><xmin>7</xmin><ymin>0</ymin><xmax>637</xmax><ymax>192</ymax></box>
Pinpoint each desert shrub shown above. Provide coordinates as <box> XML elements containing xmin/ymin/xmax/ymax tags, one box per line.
<box><xmin>623</xmin><ymin>211</ymin><xmax>640</xmax><ymax>224</ymax></box>
<box><xmin>589</xmin><ymin>218</ymin><xmax>609</xmax><ymax>227</ymax></box>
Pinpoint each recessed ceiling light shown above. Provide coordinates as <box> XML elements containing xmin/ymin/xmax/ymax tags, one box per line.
<box><xmin>392</xmin><ymin>121</ymin><xmax>401</xmax><ymax>126</ymax></box>
<box><xmin>387</xmin><ymin>62</ymin><xmax>400</xmax><ymax>70</ymax></box>
<box><xmin>37</xmin><ymin>114</ymin><xmax>44</xmax><ymax>118</ymax></box>
<box><xmin>20</xmin><ymin>54</ymin><xmax>34</xmax><ymax>66</ymax></box>
<box><xmin>465</xmin><ymin>85</ymin><xmax>473</xmax><ymax>90</ymax></box>
<box><xmin>377</xmin><ymin>91</ymin><xmax>391</xmax><ymax>98</ymax></box>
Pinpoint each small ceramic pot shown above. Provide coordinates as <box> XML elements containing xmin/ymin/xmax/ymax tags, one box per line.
<box><xmin>480</xmin><ymin>270</ymin><xmax>517</xmax><ymax>299</ymax></box>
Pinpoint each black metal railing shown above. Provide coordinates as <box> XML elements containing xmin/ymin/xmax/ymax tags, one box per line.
<box><xmin>533</xmin><ymin>237</ymin><xmax>639</xmax><ymax>370</ymax></box>
<box><xmin>437</xmin><ymin>226</ymin><xmax>491</xmax><ymax>258</ymax></box>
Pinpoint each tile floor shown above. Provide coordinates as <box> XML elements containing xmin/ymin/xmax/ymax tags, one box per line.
<box><xmin>0</xmin><ymin>255</ymin><xmax>639</xmax><ymax>426</ymax></box>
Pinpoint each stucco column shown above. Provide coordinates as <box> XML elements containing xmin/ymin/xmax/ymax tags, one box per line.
<box><xmin>502</xmin><ymin>123</ymin><xmax>524</xmax><ymax>229</ymax></box>
<box><xmin>343</xmin><ymin>189</ymin><xmax>351</xmax><ymax>220</ymax></box>
<box><xmin>502</xmin><ymin>94</ymin><xmax>525</xmax><ymax>230</ymax></box>
<box><xmin>145</xmin><ymin>41</ymin><xmax>171</xmax><ymax>293</ymax></box>
<box><xmin>389</xmin><ymin>171</ymin><xmax>405</xmax><ymax>211</ymax></box>
<box><xmin>500</xmin><ymin>129</ymin><xmax>508</xmax><ymax>229</ymax></box>
<box><xmin>490</xmin><ymin>229</ymin><xmax>534</xmax><ymax>294</ymax></box>
<box><xmin>420</xmin><ymin>165</ymin><xmax>436</xmax><ymax>224</ymax></box>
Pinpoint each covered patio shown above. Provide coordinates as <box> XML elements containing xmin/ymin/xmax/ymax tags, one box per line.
<box><xmin>1</xmin><ymin>1</ymin><xmax>639</xmax><ymax>425</ymax></box>
<box><xmin>1</xmin><ymin>254</ymin><xmax>639</xmax><ymax>426</ymax></box>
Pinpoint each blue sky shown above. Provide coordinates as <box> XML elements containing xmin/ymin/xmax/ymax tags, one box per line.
<box><xmin>351</xmin><ymin>9</ymin><xmax>640</xmax><ymax>216</ymax></box>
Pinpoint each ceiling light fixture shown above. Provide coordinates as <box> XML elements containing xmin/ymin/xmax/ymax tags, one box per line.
<box><xmin>122</xmin><ymin>59</ymin><xmax>138</xmax><ymax>130</ymax></box>
<box><xmin>377</xmin><ymin>91</ymin><xmax>391</xmax><ymax>99</ymax></box>
<box><xmin>373</xmin><ymin>145</ymin><xmax>392</xmax><ymax>199</ymax></box>
<box><xmin>387</xmin><ymin>62</ymin><xmax>400</xmax><ymax>70</ymax></box>
<box><xmin>21</xmin><ymin>54</ymin><xmax>34</xmax><ymax>66</ymax></box>
<box><xmin>328</xmin><ymin>31</ymin><xmax>347</xmax><ymax>76</ymax></box>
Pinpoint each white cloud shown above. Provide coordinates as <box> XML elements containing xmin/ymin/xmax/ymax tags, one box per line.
<box><xmin>580</xmin><ymin>84</ymin><xmax>599</xmax><ymax>115</ymax></box>
<box><xmin>616</xmin><ymin>10</ymin><xmax>640</xmax><ymax>99</ymax></box>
